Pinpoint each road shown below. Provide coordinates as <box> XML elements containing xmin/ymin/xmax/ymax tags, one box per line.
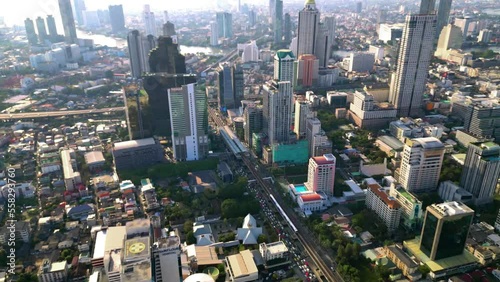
<box><xmin>0</xmin><ymin>107</ymin><xmax>125</xmax><ymax>120</ymax></box>
<box><xmin>209</xmin><ymin>107</ymin><xmax>343</xmax><ymax>282</ymax></box>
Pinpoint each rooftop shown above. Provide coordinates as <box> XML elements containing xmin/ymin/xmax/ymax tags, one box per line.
<box><xmin>368</xmin><ymin>184</ymin><xmax>400</xmax><ymax>209</ymax></box>
<box><xmin>113</xmin><ymin>138</ymin><xmax>156</xmax><ymax>151</ymax></box>
<box><xmin>226</xmin><ymin>250</ymin><xmax>258</xmax><ymax>278</ymax></box>
<box><xmin>300</xmin><ymin>193</ymin><xmax>322</xmax><ymax>202</ymax></box>
<box><xmin>377</xmin><ymin>135</ymin><xmax>404</xmax><ymax>150</ymax></box>
<box><xmin>312</xmin><ymin>154</ymin><xmax>336</xmax><ymax>165</ymax></box>
<box><xmin>387</xmin><ymin>245</ymin><xmax>418</xmax><ymax>268</ymax></box>
<box><xmin>428</xmin><ymin>201</ymin><xmax>474</xmax><ymax>217</ymax></box>
<box><xmin>263</xmin><ymin>241</ymin><xmax>288</xmax><ymax>254</ymax></box>
<box><xmin>404</xmin><ymin>238</ymin><xmax>477</xmax><ymax>272</ymax></box>
<box><xmin>409</xmin><ymin>137</ymin><xmax>444</xmax><ymax>150</ymax></box>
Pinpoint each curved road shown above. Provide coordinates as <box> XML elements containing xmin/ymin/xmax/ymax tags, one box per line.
<box><xmin>0</xmin><ymin>107</ymin><xmax>125</xmax><ymax>120</ymax></box>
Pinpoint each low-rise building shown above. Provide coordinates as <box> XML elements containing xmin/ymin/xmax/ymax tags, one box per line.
<box><xmin>385</xmin><ymin>244</ymin><xmax>421</xmax><ymax>281</ymax></box>
<box><xmin>0</xmin><ymin>221</ymin><xmax>30</xmax><ymax>244</ymax></box>
<box><xmin>84</xmin><ymin>151</ymin><xmax>105</xmax><ymax>171</ymax></box>
<box><xmin>112</xmin><ymin>138</ymin><xmax>164</xmax><ymax>170</ymax></box>
<box><xmin>225</xmin><ymin>250</ymin><xmax>259</xmax><ymax>282</ymax></box>
<box><xmin>38</xmin><ymin>260</ymin><xmax>68</xmax><ymax>282</ymax></box>
<box><xmin>438</xmin><ymin>181</ymin><xmax>473</xmax><ymax>204</ymax></box>
<box><xmin>61</xmin><ymin>148</ymin><xmax>82</xmax><ymax>191</ymax></box>
<box><xmin>259</xmin><ymin>241</ymin><xmax>289</xmax><ymax>266</ymax></box>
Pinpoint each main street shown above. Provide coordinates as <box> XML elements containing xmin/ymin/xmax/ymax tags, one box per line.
<box><xmin>208</xmin><ymin>107</ymin><xmax>343</xmax><ymax>282</ymax></box>
<box><xmin>0</xmin><ymin>107</ymin><xmax>125</xmax><ymax>120</ymax></box>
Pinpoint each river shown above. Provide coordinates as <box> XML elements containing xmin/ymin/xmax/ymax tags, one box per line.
<box><xmin>76</xmin><ymin>30</ymin><xmax>222</xmax><ymax>55</ymax></box>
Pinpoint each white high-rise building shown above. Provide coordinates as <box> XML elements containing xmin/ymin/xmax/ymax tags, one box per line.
<box><xmin>241</xmin><ymin>41</ymin><xmax>259</xmax><ymax>62</ymax></box>
<box><xmin>348</xmin><ymin>52</ymin><xmax>375</xmax><ymax>72</ymax></box>
<box><xmin>296</xmin><ymin>0</ymin><xmax>320</xmax><ymax>57</ymax></box>
<box><xmin>143</xmin><ymin>5</ymin><xmax>157</xmax><ymax>36</ymax></box>
<box><xmin>460</xmin><ymin>142</ymin><xmax>500</xmax><ymax>205</ymax></box>
<box><xmin>168</xmin><ymin>83</ymin><xmax>209</xmax><ymax>161</ymax></box>
<box><xmin>435</xmin><ymin>24</ymin><xmax>463</xmax><ymax>59</ymax></box>
<box><xmin>210</xmin><ymin>21</ymin><xmax>218</xmax><ymax>46</ymax></box>
<box><xmin>294</xmin><ymin>101</ymin><xmax>313</xmax><ymax>138</ymax></box>
<box><xmin>399</xmin><ymin>137</ymin><xmax>445</xmax><ymax>193</ymax></box>
<box><xmin>389</xmin><ymin>13</ymin><xmax>436</xmax><ymax>117</ymax></box>
<box><xmin>305</xmin><ymin>154</ymin><xmax>336</xmax><ymax>196</ymax></box>
<box><xmin>306</xmin><ymin>118</ymin><xmax>321</xmax><ymax>157</ymax></box>
<box><xmin>263</xmin><ymin>81</ymin><xmax>293</xmax><ymax>144</ymax></box>
<box><xmin>478</xmin><ymin>29</ymin><xmax>492</xmax><ymax>43</ymax></box>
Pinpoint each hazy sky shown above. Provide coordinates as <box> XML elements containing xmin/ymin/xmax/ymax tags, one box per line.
<box><xmin>0</xmin><ymin>0</ymin><xmax>225</xmax><ymax>26</ymax></box>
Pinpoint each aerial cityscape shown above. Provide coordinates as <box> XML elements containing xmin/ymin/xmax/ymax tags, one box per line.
<box><xmin>0</xmin><ymin>0</ymin><xmax>499</xmax><ymax>281</ymax></box>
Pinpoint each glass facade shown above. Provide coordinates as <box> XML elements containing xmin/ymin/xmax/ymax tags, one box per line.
<box><xmin>435</xmin><ymin>215</ymin><xmax>472</xmax><ymax>260</ymax></box>
<box><xmin>420</xmin><ymin>211</ymin><xmax>472</xmax><ymax>260</ymax></box>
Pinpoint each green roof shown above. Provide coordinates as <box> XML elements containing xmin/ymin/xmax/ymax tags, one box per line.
<box><xmin>275</xmin><ymin>49</ymin><xmax>294</xmax><ymax>59</ymax></box>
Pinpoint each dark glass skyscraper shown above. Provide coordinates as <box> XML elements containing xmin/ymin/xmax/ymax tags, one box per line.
<box><xmin>142</xmin><ymin>37</ymin><xmax>197</xmax><ymax>138</ymax></box>
<box><xmin>58</xmin><ymin>0</ymin><xmax>78</xmax><ymax>44</ymax></box>
<box><xmin>273</xmin><ymin>0</ymin><xmax>283</xmax><ymax>45</ymax></box>
<box><xmin>24</xmin><ymin>18</ymin><xmax>38</xmax><ymax>45</ymax></box>
<box><xmin>419</xmin><ymin>202</ymin><xmax>473</xmax><ymax>260</ymax></box>
<box><xmin>109</xmin><ymin>5</ymin><xmax>126</xmax><ymax>33</ymax></box>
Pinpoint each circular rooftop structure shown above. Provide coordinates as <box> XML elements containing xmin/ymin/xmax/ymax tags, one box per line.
<box><xmin>202</xmin><ymin>267</ymin><xmax>220</xmax><ymax>280</ymax></box>
<box><xmin>184</xmin><ymin>273</ymin><xmax>215</xmax><ymax>282</ymax></box>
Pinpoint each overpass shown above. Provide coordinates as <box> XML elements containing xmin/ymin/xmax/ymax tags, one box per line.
<box><xmin>0</xmin><ymin>107</ymin><xmax>125</xmax><ymax>120</ymax></box>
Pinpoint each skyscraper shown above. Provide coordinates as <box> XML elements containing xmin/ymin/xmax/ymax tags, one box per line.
<box><xmin>244</xmin><ymin>105</ymin><xmax>263</xmax><ymax>148</ymax></box>
<box><xmin>216</xmin><ymin>63</ymin><xmax>235</xmax><ymax>109</ymax></box>
<box><xmin>460</xmin><ymin>142</ymin><xmax>500</xmax><ymax>205</ymax></box>
<box><xmin>72</xmin><ymin>0</ymin><xmax>86</xmax><ymax>26</ymax></box>
<box><xmin>216</xmin><ymin>12</ymin><xmax>233</xmax><ymax>38</ymax></box>
<box><xmin>109</xmin><ymin>5</ymin><xmax>126</xmax><ymax>33</ymax></box>
<box><xmin>232</xmin><ymin>64</ymin><xmax>244</xmax><ymax>109</ymax></box>
<box><xmin>388</xmin><ymin>4</ymin><xmax>436</xmax><ymax>117</ymax></box>
<box><xmin>263</xmin><ymin>81</ymin><xmax>293</xmax><ymax>144</ymax></box>
<box><xmin>284</xmin><ymin>13</ymin><xmax>292</xmax><ymax>44</ymax></box>
<box><xmin>127</xmin><ymin>30</ymin><xmax>156</xmax><ymax>78</ymax></box>
<box><xmin>294</xmin><ymin>101</ymin><xmax>312</xmax><ymax>137</ymax></box>
<box><xmin>324</xmin><ymin>16</ymin><xmax>336</xmax><ymax>53</ymax></box>
<box><xmin>168</xmin><ymin>83</ymin><xmax>208</xmax><ymax>161</ymax></box>
<box><xmin>143</xmin><ymin>5</ymin><xmax>157</xmax><ymax>36</ymax></box>
<box><xmin>435</xmin><ymin>0</ymin><xmax>452</xmax><ymax>38</ymax></box>
<box><xmin>24</xmin><ymin>18</ymin><xmax>38</xmax><ymax>45</ymax></box>
<box><xmin>315</xmin><ymin>23</ymin><xmax>330</xmax><ymax>67</ymax></box>
<box><xmin>434</xmin><ymin>24</ymin><xmax>463</xmax><ymax>58</ymax></box>
<box><xmin>305</xmin><ymin>154</ymin><xmax>336</xmax><ymax>196</ymax></box>
<box><xmin>419</xmin><ymin>0</ymin><xmax>436</xmax><ymax>14</ymax></box>
<box><xmin>269</xmin><ymin>0</ymin><xmax>276</xmax><ymax>19</ymax></box>
<box><xmin>46</xmin><ymin>15</ymin><xmax>58</xmax><ymax>39</ymax></box>
<box><xmin>295</xmin><ymin>54</ymin><xmax>319</xmax><ymax>88</ymax></box>
<box><xmin>297</xmin><ymin>0</ymin><xmax>320</xmax><ymax>57</ymax></box>
<box><xmin>419</xmin><ymin>202</ymin><xmax>473</xmax><ymax>261</ymax></box>
<box><xmin>398</xmin><ymin>137</ymin><xmax>444</xmax><ymax>192</ymax></box>
<box><xmin>210</xmin><ymin>22</ymin><xmax>219</xmax><ymax>46</ymax></box>
<box><xmin>273</xmin><ymin>0</ymin><xmax>283</xmax><ymax>45</ymax></box>
<box><xmin>59</xmin><ymin>0</ymin><xmax>78</xmax><ymax>44</ymax></box>
<box><xmin>142</xmin><ymin>36</ymin><xmax>197</xmax><ymax>138</ymax></box>
<box><xmin>356</xmin><ymin>1</ymin><xmax>362</xmax><ymax>13</ymax></box>
<box><xmin>163</xmin><ymin>21</ymin><xmax>176</xmax><ymax>37</ymax></box>
<box><xmin>36</xmin><ymin>17</ymin><xmax>48</xmax><ymax>43</ymax></box>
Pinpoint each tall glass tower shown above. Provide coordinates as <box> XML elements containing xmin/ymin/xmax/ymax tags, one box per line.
<box><xmin>58</xmin><ymin>0</ymin><xmax>78</xmax><ymax>44</ymax></box>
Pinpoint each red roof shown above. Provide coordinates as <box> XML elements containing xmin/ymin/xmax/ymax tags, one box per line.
<box><xmin>300</xmin><ymin>194</ymin><xmax>322</xmax><ymax>202</ymax></box>
<box><xmin>312</xmin><ymin>156</ymin><xmax>335</xmax><ymax>165</ymax></box>
<box><xmin>368</xmin><ymin>184</ymin><xmax>400</xmax><ymax>209</ymax></box>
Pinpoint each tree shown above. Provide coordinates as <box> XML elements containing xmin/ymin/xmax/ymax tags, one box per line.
<box><xmin>105</xmin><ymin>70</ymin><xmax>114</xmax><ymax>80</ymax></box>
<box><xmin>17</xmin><ymin>273</ymin><xmax>38</xmax><ymax>282</ymax></box>
<box><xmin>418</xmin><ymin>264</ymin><xmax>431</xmax><ymax>277</ymax></box>
<box><xmin>186</xmin><ymin>231</ymin><xmax>196</xmax><ymax>245</ymax></box>
<box><xmin>183</xmin><ymin>220</ymin><xmax>194</xmax><ymax>234</ymax></box>
<box><xmin>221</xmin><ymin>199</ymin><xmax>239</xmax><ymax>218</ymax></box>
<box><xmin>257</xmin><ymin>234</ymin><xmax>268</xmax><ymax>244</ymax></box>
<box><xmin>0</xmin><ymin>249</ymin><xmax>6</xmax><ymax>267</ymax></box>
